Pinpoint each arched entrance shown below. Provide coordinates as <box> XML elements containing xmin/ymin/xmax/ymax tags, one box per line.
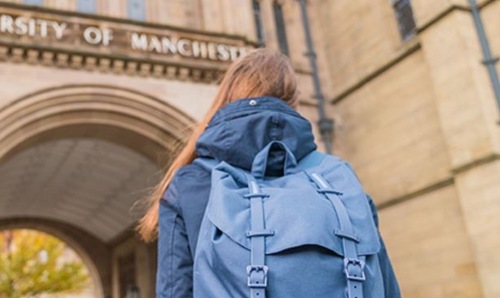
<box><xmin>0</xmin><ymin>84</ymin><xmax>195</xmax><ymax>297</ymax></box>
<box><xmin>0</xmin><ymin>218</ymin><xmax>108</xmax><ymax>297</ymax></box>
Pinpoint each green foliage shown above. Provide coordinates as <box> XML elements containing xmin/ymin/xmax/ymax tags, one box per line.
<box><xmin>0</xmin><ymin>229</ymin><xmax>90</xmax><ymax>298</ymax></box>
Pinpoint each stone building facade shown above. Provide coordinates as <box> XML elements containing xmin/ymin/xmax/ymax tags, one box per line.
<box><xmin>0</xmin><ymin>0</ymin><xmax>499</xmax><ymax>297</ymax></box>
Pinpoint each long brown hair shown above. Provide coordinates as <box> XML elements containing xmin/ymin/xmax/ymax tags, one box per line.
<box><xmin>138</xmin><ymin>48</ymin><xmax>299</xmax><ymax>242</ymax></box>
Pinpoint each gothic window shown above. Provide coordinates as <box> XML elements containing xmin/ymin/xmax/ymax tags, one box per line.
<box><xmin>253</xmin><ymin>0</ymin><xmax>265</xmax><ymax>47</ymax></box>
<box><xmin>273</xmin><ymin>1</ymin><xmax>289</xmax><ymax>55</ymax></box>
<box><xmin>77</xmin><ymin>0</ymin><xmax>96</xmax><ymax>13</ymax></box>
<box><xmin>24</xmin><ymin>0</ymin><xmax>43</xmax><ymax>5</ymax></box>
<box><xmin>128</xmin><ymin>0</ymin><xmax>146</xmax><ymax>21</ymax></box>
<box><xmin>392</xmin><ymin>0</ymin><xmax>417</xmax><ymax>40</ymax></box>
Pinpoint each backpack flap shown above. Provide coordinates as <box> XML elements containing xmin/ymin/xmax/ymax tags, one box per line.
<box><xmin>205</xmin><ymin>159</ymin><xmax>381</xmax><ymax>257</ymax></box>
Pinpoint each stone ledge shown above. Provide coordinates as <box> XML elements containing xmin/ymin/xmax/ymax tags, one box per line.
<box><xmin>0</xmin><ymin>44</ymin><xmax>226</xmax><ymax>83</ymax></box>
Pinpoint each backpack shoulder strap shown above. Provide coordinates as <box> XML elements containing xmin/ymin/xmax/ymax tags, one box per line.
<box><xmin>297</xmin><ymin>150</ymin><xmax>327</xmax><ymax>170</ymax></box>
<box><xmin>307</xmin><ymin>173</ymin><xmax>366</xmax><ymax>298</ymax></box>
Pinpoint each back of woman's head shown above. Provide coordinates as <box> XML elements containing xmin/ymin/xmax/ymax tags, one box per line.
<box><xmin>216</xmin><ymin>48</ymin><xmax>299</xmax><ymax>107</ymax></box>
<box><xmin>138</xmin><ymin>48</ymin><xmax>299</xmax><ymax>241</ymax></box>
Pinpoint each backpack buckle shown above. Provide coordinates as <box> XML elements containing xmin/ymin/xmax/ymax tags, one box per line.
<box><xmin>344</xmin><ymin>258</ymin><xmax>366</xmax><ymax>281</ymax></box>
<box><xmin>247</xmin><ymin>265</ymin><xmax>268</xmax><ymax>288</ymax></box>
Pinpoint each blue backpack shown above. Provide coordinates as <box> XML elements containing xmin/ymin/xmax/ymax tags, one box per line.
<box><xmin>193</xmin><ymin>141</ymin><xmax>385</xmax><ymax>298</ymax></box>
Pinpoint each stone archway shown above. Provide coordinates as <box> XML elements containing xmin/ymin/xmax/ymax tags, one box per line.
<box><xmin>0</xmin><ymin>84</ymin><xmax>195</xmax><ymax>297</ymax></box>
<box><xmin>0</xmin><ymin>84</ymin><xmax>194</xmax><ymax>162</ymax></box>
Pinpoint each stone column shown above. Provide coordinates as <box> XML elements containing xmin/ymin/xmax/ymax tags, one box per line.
<box><xmin>418</xmin><ymin>2</ymin><xmax>500</xmax><ymax>297</ymax></box>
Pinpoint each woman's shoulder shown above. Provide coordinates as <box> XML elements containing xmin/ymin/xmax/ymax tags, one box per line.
<box><xmin>162</xmin><ymin>162</ymin><xmax>211</xmax><ymax>203</ymax></box>
<box><xmin>175</xmin><ymin>162</ymin><xmax>210</xmax><ymax>179</ymax></box>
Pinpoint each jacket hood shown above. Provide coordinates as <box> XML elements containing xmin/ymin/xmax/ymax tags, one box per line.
<box><xmin>195</xmin><ymin>97</ymin><xmax>317</xmax><ymax>172</ymax></box>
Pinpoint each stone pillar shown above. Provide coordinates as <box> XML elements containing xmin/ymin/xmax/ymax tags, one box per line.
<box><xmin>99</xmin><ymin>0</ymin><xmax>126</xmax><ymax>19</ymax></box>
<box><xmin>220</xmin><ymin>0</ymin><xmax>254</xmax><ymax>37</ymax></box>
<box><xmin>151</xmin><ymin>0</ymin><xmax>203</xmax><ymax>29</ymax></box>
<box><xmin>259</xmin><ymin>0</ymin><xmax>279</xmax><ymax>51</ymax></box>
<box><xmin>379</xmin><ymin>186</ymin><xmax>483</xmax><ymax>298</ymax></box>
<box><xmin>418</xmin><ymin>3</ymin><xmax>500</xmax><ymax>297</ymax></box>
<box><xmin>200</xmin><ymin>0</ymin><xmax>224</xmax><ymax>32</ymax></box>
<box><xmin>136</xmin><ymin>241</ymin><xmax>156</xmax><ymax>298</ymax></box>
<box><xmin>111</xmin><ymin>238</ymin><xmax>136</xmax><ymax>298</ymax></box>
<box><xmin>111</xmin><ymin>236</ymin><xmax>157</xmax><ymax>298</ymax></box>
<box><xmin>455</xmin><ymin>160</ymin><xmax>500</xmax><ymax>297</ymax></box>
<box><xmin>420</xmin><ymin>11</ymin><xmax>499</xmax><ymax>169</ymax></box>
<box><xmin>44</xmin><ymin>0</ymin><xmax>76</xmax><ymax>11</ymax></box>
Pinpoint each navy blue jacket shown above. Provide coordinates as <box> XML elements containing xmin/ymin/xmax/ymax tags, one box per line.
<box><xmin>157</xmin><ymin>97</ymin><xmax>400</xmax><ymax>297</ymax></box>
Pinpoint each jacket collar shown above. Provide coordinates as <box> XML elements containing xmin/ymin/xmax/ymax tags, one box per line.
<box><xmin>195</xmin><ymin>96</ymin><xmax>317</xmax><ymax>171</ymax></box>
